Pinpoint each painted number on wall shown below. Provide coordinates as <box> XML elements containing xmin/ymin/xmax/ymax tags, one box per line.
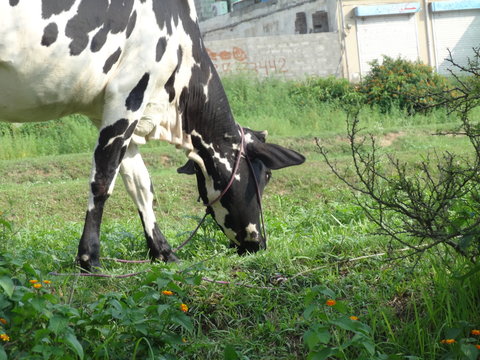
<box><xmin>207</xmin><ymin>46</ymin><xmax>288</xmax><ymax>76</ymax></box>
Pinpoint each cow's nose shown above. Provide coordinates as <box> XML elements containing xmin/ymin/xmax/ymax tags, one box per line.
<box><xmin>246</xmin><ymin>231</ymin><xmax>259</xmax><ymax>242</ymax></box>
<box><xmin>236</xmin><ymin>235</ymin><xmax>266</xmax><ymax>255</ymax></box>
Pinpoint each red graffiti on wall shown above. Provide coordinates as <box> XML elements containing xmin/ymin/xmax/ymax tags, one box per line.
<box><xmin>206</xmin><ymin>46</ymin><xmax>288</xmax><ymax>76</ymax></box>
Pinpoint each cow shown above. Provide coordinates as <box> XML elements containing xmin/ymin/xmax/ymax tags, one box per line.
<box><xmin>0</xmin><ymin>0</ymin><xmax>305</xmax><ymax>271</ymax></box>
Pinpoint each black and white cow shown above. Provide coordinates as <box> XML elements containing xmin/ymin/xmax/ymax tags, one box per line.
<box><xmin>0</xmin><ymin>0</ymin><xmax>305</xmax><ymax>271</ymax></box>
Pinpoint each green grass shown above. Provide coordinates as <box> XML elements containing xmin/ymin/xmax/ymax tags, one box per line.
<box><xmin>0</xmin><ymin>77</ymin><xmax>479</xmax><ymax>359</ymax></box>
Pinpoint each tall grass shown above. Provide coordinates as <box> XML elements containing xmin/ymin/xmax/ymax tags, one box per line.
<box><xmin>0</xmin><ymin>76</ymin><xmax>460</xmax><ymax>160</ymax></box>
<box><xmin>0</xmin><ymin>115</ymin><xmax>97</xmax><ymax>160</ymax></box>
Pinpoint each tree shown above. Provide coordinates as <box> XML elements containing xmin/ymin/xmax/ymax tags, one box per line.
<box><xmin>317</xmin><ymin>49</ymin><xmax>480</xmax><ymax>270</ymax></box>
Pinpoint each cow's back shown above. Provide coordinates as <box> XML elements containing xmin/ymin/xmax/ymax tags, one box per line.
<box><xmin>0</xmin><ymin>1</ymin><xmax>142</xmax><ymax>123</ymax></box>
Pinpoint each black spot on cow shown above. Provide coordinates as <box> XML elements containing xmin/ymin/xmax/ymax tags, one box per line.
<box><xmin>90</xmin><ymin>29</ymin><xmax>108</xmax><ymax>53</ymax></box>
<box><xmin>93</xmin><ymin>119</ymin><xmax>137</xmax><ymax>199</ymax></box>
<box><xmin>103</xmin><ymin>47</ymin><xmax>122</xmax><ymax>74</ymax></box>
<box><xmin>93</xmin><ymin>118</ymin><xmax>128</xmax><ymax>198</ymax></box>
<box><xmin>9</xmin><ymin>0</ymin><xmax>19</xmax><ymax>6</ymax></box>
<box><xmin>164</xmin><ymin>75</ymin><xmax>176</xmax><ymax>103</ymax></box>
<box><xmin>152</xmin><ymin>0</ymin><xmax>195</xmax><ymax>37</ymax></box>
<box><xmin>156</xmin><ymin>37</ymin><xmax>167</xmax><ymax>62</ymax></box>
<box><xmin>126</xmin><ymin>10</ymin><xmax>137</xmax><ymax>38</ymax></box>
<box><xmin>65</xmin><ymin>0</ymin><xmax>108</xmax><ymax>56</ymax></box>
<box><xmin>125</xmin><ymin>73</ymin><xmax>149</xmax><ymax>112</ymax></box>
<box><xmin>90</xmin><ymin>0</ymin><xmax>134</xmax><ymax>53</ymax></box>
<box><xmin>180</xmin><ymin>60</ymin><xmax>229</xmax><ymax>145</ymax></box>
<box><xmin>124</xmin><ymin>119</ymin><xmax>138</xmax><ymax>139</ymax></box>
<box><xmin>164</xmin><ymin>46</ymin><xmax>183</xmax><ymax>103</ymax></box>
<box><xmin>42</xmin><ymin>0</ymin><xmax>75</xmax><ymax>19</ymax></box>
<box><xmin>65</xmin><ymin>0</ymin><xmax>133</xmax><ymax>56</ymax></box>
<box><xmin>176</xmin><ymin>46</ymin><xmax>183</xmax><ymax>70</ymax></box>
<box><xmin>41</xmin><ymin>22</ymin><xmax>58</xmax><ymax>47</ymax></box>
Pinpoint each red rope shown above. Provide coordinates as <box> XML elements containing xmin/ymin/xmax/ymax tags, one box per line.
<box><xmin>48</xmin><ymin>270</ymin><xmax>275</xmax><ymax>290</ymax></box>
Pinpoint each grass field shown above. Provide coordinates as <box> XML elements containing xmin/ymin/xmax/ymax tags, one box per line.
<box><xmin>0</xmin><ymin>78</ymin><xmax>479</xmax><ymax>359</ymax></box>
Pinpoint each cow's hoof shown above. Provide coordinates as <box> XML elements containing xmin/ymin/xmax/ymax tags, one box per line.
<box><xmin>76</xmin><ymin>255</ymin><xmax>101</xmax><ymax>273</ymax></box>
<box><xmin>163</xmin><ymin>252</ymin><xmax>180</xmax><ymax>263</ymax></box>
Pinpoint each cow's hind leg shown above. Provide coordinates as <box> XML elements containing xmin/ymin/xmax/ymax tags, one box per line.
<box><xmin>119</xmin><ymin>143</ymin><xmax>178</xmax><ymax>262</ymax></box>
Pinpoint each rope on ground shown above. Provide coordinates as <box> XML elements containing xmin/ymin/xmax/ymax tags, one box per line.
<box><xmin>289</xmin><ymin>247</ymin><xmax>411</xmax><ymax>280</ymax></box>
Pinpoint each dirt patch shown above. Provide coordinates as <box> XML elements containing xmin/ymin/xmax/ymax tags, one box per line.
<box><xmin>332</xmin><ymin>131</ymin><xmax>406</xmax><ymax>148</ymax></box>
<box><xmin>378</xmin><ymin>131</ymin><xmax>406</xmax><ymax>147</ymax></box>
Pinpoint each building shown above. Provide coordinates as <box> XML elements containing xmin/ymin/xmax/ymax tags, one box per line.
<box><xmin>339</xmin><ymin>0</ymin><xmax>480</xmax><ymax>81</ymax></box>
<box><xmin>198</xmin><ymin>0</ymin><xmax>338</xmax><ymax>39</ymax></box>
<box><xmin>195</xmin><ymin>0</ymin><xmax>480</xmax><ymax>80</ymax></box>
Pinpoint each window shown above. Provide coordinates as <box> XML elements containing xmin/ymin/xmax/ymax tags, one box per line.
<box><xmin>312</xmin><ymin>11</ymin><xmax>329</xmax><ymax>33</ymax></box>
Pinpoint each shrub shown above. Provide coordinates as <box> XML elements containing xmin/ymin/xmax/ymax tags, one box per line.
<box><xmin>0</xmin><ymin>248</ymin><xmax>197</xmax><ymax>359</ymax></box>
<box><xmin>359</xmin><ymin>56</ymin><xmax>450</xmax><ymax>114</ymax></box>
<box><xmin>303</xmin><ymin>286</ymin><xmax>388</xmax><ymax>360</ymax></box>
<box><xmin>289</xmin><ymin>76</ymin><xmax>362</xmax><ymax>108</ymax></box>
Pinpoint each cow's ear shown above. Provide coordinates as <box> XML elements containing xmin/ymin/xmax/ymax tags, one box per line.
<box><xmin>177</xmin><ymin>160</ymin><xmax>196</xmax><ymax>175</ymax></box>
<box><xmin>247</xmin><ymin>142</ymin><xmax>305</xmax><ymax>170</ymax></box>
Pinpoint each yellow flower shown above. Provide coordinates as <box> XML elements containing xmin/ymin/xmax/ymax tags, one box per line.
<box><xmin>0</xmin><ymin>318</ymin><xmax>7</xmax><ymax>325</ymax></box>
<box><xmin>29</xmin><ymin>279</ymin><xmax>39</xmax><ymax>284</ymax></box>
<box><xmin>162</xmin><ymin>290</ymin><xmax>174</xmax><ymax>296</ymax></box>
<box><xmin>182</xmin><ymin>338</ymin><xmax>187</xmax><ymax>343</ymax></box>
<box><xmin>349</xmin><ymin>316</ymin><xmax>359</xmax><ymax>321</ymax></box>
<box><xmin>440</xmin><ymin>339</ymin><xmax>456</xmax><ymax>344</ymax></box>
<box><xmin>43</xmin><ymin>280</ymin><xmax>52</xmax><ymax>285</ymax></box>
<box><xmin>33</xmin><ymin>283</ymin><xmax>42</xmax><ymax>289</ymax></box>
<box><xmin>180</xmin><ymin>304</ymin><xmax>188</xmax><ymax>313</ymax></box>
<box><xmin>325</xmin><ymin>299</ymin><xmax>336</xmax><ymax>307</ymax></box>
<box><xmin>471</xmin><ymin>329</ymin><xmax>480</xmax><ymax>336</ymax></box>
<box><xmin>0</xmin><ymin>334</ymin><xmax>9</xmax><ymax>342</ymax></box>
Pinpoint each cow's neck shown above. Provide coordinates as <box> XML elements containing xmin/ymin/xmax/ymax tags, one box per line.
<box><xmin>183</xmin><ymin>69</ymin><xmax>241</xmax><ymax>204</ymax></box>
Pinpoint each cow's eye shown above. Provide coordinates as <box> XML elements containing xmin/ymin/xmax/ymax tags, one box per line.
<box><xmin>265</xmin><ymin>170</ymin><xmax>272</xmax><ymax>183</ymax></box>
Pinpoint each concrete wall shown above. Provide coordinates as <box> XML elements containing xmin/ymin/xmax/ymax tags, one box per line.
<box><xmin>204</xmin><ymin>32</ymin><xmax>342</xmax><ymax>79</ymax></box>
<box><xmin>200</xmin><ymin>0</ymin><xmax>338</xmax><ymax>41</ymax></box>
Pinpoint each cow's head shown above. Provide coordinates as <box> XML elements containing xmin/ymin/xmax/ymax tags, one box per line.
<box><xmin>178</xmin><ymin>127</ymin><xmax>305</xmax><ymax>254</ymax></box>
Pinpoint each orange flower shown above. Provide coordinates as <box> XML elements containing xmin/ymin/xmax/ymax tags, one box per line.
<box><xmin>349</xmin><ymin>316</ymin><xmax>359</xmax><ymax>321</ymax></box>
<box><xmin>43</xmin><ymin>280</ymin><xmax>52</xmax><ymax>285</ymax></box>
<box><xmin>0</xmin><ymin>318</ymin><xmax>7</xmax><ymax>325</ymax></box>
<box><xmin>29</xmin><ymin>279</ymin><xmax>39</xmax><ymax>284</ymax></box>
<box><xmin>33</xmin><ymin>283</ymin><xmax>42</xmax><ymax>289</ymax></box>
<box><xmin>180</xmin><ymin>304</ymin><xmax>188</xmax><ymax>313</ymax></box>
<box><xmin>475</xmin><ymin>344</ymin><xmax>480</xmax><ymax>350</ymax></box>
<box><xmin>0</xmin><ymin>334</ymin><xmax>9</xmax><ymax>342</ymax></box>
<box><xmin>162</xmin><ymin>290</ymin><xmax>174</xmax><ymax>296</ymax></box>
<box><xmin>440</xmin><ymin>339</ymin><xmax>456</xmax><ymax>344</ymax></box>
<box><xmin>471</xmin><ymin>329</ymin><xmax>480</xmax><ymax>336</ymax></box>
<box><xmin>325</xmin><ymin>299</ymin><xmax>336</xmax><ymax>307</ymax></box>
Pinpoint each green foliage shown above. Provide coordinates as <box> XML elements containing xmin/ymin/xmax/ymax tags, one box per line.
<box><xmin>0</xmin><ymin>115</ymin><xmax>97</xmax><ymax>160</ymax></box>
<box><xmin>289</xmin><ymin>76</ymin><xmax>363</xmax><ymax>109</ymax></box>
<box><xmin>1</xmin><ymin>65</ymin><xmax>480</xmax><ymax>359</ymax></box>
<box><xmin>358</xmin><ymin>56</ymin><xmax>450</xmax><ymax>114</ymax></box>
<box><xmin>0</xmin><ymin>247</ymin><xmax>197</xmax><ymax>359</ymax></box>
<box><xmin>303</xmin><ymin>286</ymin><xmax>388</xmax><ymax>360</ymax></box>
<box><xmin>439</xmin><ymin>322</ymin><xmax>480</xmax><ymax>360</ymax></box>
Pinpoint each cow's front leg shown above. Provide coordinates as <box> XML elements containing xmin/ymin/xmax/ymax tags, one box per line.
<box><xmin>119</xmin><ymin>143</ymin><xmax>178</xmax><ymax>262</ymax></box>
<box><xmin>77</xmin><ymin>118</ymin><xmax>138</xmax><ymax>271</ymax></box>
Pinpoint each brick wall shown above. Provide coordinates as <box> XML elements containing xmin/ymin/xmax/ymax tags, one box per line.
<box><xmin>204</xmin><ymin>32</ymin><xmax>342</xmax><ymax>79</ymax></box>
